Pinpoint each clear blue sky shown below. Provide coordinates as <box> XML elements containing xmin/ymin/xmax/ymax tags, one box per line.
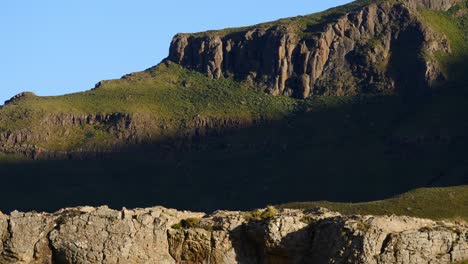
<box><xmin>0</xmin><ymin>0</ymin><xmax>352</xmax><ymax>104</ymax></box>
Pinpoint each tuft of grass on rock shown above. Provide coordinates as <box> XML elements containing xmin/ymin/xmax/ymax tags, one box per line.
<box><xmin>171</xmin><ymin>217</ymin><xmax>203</xmax><ymax>230</ymax></box>
<box><xmin>244</xmin><ymin>206</ymin><xmax>278</xmax><ymax>222</ymax></box>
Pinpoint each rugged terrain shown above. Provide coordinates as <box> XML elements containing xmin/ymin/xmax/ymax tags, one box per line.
<box><xmin>0</xmin><ymin>0</ymin><xmax>466</xmax><ymax>214</ymax></box>
<box><xmin>169</xmin><ymin>0</ymin><xmax>462</xmax><ymax>98</ymax></box>
<box><xmin>0</xmin><ymin>205</ymin><xmax>467</xmax><ymax>264</ymax></box>
<box><xmin>0</xmin><ymin>0</ymin><xmax>466</xmax><ymax>158</ymax></box>
<box><xmin>0</xmin><ymin>0</ymin><xmax>465</xmax><ymax>209</ymax></box>
<box><xmin>0</xmin><ymin>0</ymin><xmax>467</xmax><ymax>262</ymax></box>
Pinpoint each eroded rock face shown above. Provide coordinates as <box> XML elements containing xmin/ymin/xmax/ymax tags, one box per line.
<box><xmin>0</xmin><ymin>113</ymin><xmax>257</xmax><ymax>159</ymax></box>
<box><xmin>0</xmin><ymin>206</ymin><xmax>466</xmax><ymax>264</ymax></box>
<box><xmin>408</xmin><ymin>0</ymin><xmax>463</xmax><ymax>10</ymax></box>
<box><xmin>168</xmin><ymin>0</ymin><xmax>456</xmax><ymax>98</ymax></box>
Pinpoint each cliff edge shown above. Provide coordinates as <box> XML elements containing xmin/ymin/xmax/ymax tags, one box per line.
<box><xmin>168</xmin><ymin>0</ymin><xmax>462</xmax><ymax>98</ymax></box>
<box><xmin>0</xmin><ymin>206</ymin><xmax>466</xmax><ymax>264</ymax></box>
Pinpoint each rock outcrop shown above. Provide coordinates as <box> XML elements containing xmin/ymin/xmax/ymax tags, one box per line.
<box><xmin>3</xmin><ymin>92</ymin><xmax>36</xmax><ymax>106</ymax></box>
<box><xmin>0</xmin><ymin>206</ymin><xmax>466</xmax><ymax>264</ymax></box>
<box><xmin>0</xmin><ymin>111</ymin><xmax>258</xmax><ymax>159</ymax></box>
<box><xmin>168</xmin><ymin>0</ymin><xmax>459</xmax><ymax>98</ymax></box>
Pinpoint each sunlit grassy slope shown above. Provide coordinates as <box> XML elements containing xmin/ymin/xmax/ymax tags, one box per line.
<box><xmin>0</xmin><ymin>63</ymin><xmax>295</xmax><ymax>130</ymax></box>
<box><xmin>280</xmin><ymin>185</ymin><xmax>468</xmax><ymax>221</ymax></box>
<box><xmin>0</xmin><ymin>63</ymin><xmax>298</xmax><ymax>151</ymax></box>
<box><xmin>419</xmin><ymin>0</ymin><xmax>468</xmax><ymax>87</ymax></box>
<box><xmin>0</xmin><ymin>0</ymin><xmax>466</xmax><ymax>153</ymax></box>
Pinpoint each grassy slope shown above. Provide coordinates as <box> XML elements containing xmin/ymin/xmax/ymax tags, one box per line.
<box><xmin>276</xmin><ymin>3</ymin><xmax>468</xmax><ymax>220</ymax></box>
<box><xmin>0</xmin><ymin>1</ymin><xmax>465</xmax><ymax>215</ymax></box>
<box><xmin>0</xmin><ymin>63</ymin><xmax>296</xmax><ymax>151</ymax></box>
<box><xmin>419</xmin><ymin>0</ymin><xmax>468</xmax><ymax>86</ymax></box>
<box><xmin>0</xmin><ymin>63</ymin><xmax>295</xmax><ymax>121</ymax></box>
<box><xmin>280</xmin><ymin>185</ymin><xmax>468</xmax><ymax>221</ymax></box>
<box><xmin>392</xmin><ymin>2</ymin><xmax>468</xmax><ymax>143</ymax></box>
<box><xmin>0</xmin><ymin>0</ymin><xmax>465</xmax><ymax>153</ymax></box>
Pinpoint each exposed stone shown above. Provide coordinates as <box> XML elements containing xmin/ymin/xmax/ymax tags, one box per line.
<box><xmin>168</xmin><ymin>0</ymin><xmax>456</xmax><ymax>98</ymax></box>
<box><xmin>0</xmin><ymin>206</ymin><xmax>465</xmax><ymax>264</ymax></box>
<box><xmin>408</xmin><ymin>0</ymin><xmax>463</xmax><ymax>10</ymax></box>
<box><xmin>3</xmin><ymin>92</ymin><xmax>36</xmax><ymax>106</ymax></box>
<box><xmin>0</xmin><ymin>211</ymin><xmax>55</xmax><ymax>264</ymax></box>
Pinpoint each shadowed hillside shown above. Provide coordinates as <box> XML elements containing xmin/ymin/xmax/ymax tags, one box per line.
<box><xmin>0</xmin><ymin>0</ymin><xmax>466</xmax><ymax>217</ymax></box>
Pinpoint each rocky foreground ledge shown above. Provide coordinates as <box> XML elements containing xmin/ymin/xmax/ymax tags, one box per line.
<box><xmin>0</xmin><ymin>206</ymin><xmax>466</xmax><ymax>264</ymax></box>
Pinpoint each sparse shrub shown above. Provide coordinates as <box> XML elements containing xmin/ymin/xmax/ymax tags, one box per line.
<box><xmin>419</xmin><ymin>226</ymin><xmax>434</xmax><ymax>233</ymax></box>
<box><xmin>355</xmin><ymin>221</ymin><xmax>371</xmax><ymax>232</ymax></box>
<box><xmin>300</xmin><ymin>215</ymin><xmax>319</xmax><ymax>225</ymax></box>
<box><xmin>171</xmin><ymin>217</ymin><xmax>202</xmax><ymax>230</ymax></box>
<box><xmin>244</xmin><ymin>206</ymin><xmax>278</xmax><ymax>222</ymax></box>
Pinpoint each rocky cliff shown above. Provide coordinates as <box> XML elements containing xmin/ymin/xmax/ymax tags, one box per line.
<box><xmin>168</xmin><ymin>0</ymin><xmax>461</xmax><ymax>98</ymax></box>
<box><xmin>0</xmin><ymin>206</ymin><xmax>466</xmax><ymax>264</ymax></box>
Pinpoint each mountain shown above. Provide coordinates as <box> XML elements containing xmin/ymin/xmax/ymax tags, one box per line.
<box><xmin>1</xmin><ymin>0</ymin><xmax>468</xmax><ymax>263</ymax></box>
<box><xmin>0</xmin><ymin>0</ymin><xmax>466</xmax><ymax>216</ymax></box>
<box><xmin>169</xmin><ymin>0</ymin><xmax>460</xmax><ymax>98</ymax></box>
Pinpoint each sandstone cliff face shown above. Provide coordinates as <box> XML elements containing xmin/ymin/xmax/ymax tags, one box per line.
<box><xmin>0</xmin><ymin>206</ymin><xmax>466</xmax><ymax>264</ymax></box>
<box><xmin>168</xmin><ymin>0</ymin><xmax>458</xmax><ymax>98</ymax></box>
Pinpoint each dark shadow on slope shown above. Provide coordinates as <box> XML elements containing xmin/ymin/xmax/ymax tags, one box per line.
<box><xmin>388</xmin><ymin>25</ymin><xmax>427</xmax><ymax>98</ymax></box>
<box><xmin>236</xmin><ymin>221</ymin><xmax>316</xmax><ymax>263</ymax></box>
<box><xmin>0</xmin><ymin>95</ymin><xmax>467</xmax><ymax>213</ymax></box>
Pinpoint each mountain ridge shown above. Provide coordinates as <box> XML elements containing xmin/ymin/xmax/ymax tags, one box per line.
<box><xmin>0</xmin><ymin>0</ymin><xmax>466</xmax><ymax>232</ymax></box>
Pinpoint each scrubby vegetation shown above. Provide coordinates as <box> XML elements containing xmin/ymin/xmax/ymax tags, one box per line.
<box><xmin>172</xmin><ymin>217</ymin><xmax>203</xmax><ymax>230</ymax></box>
<box><xmin>419</xmin><ymin>0</ymin><xmax>468</xmax><ymax>87</ymax></box>
<box><xmin>243</xmin><ymin>206</ymin><xmax>278</xmax><ymax>222</ymax></box>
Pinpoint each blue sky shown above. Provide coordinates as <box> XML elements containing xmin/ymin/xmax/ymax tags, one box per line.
<box><xmin>0</xmin><ymin>0</ymin><xmax>352</xmax><ymax>104</ymax></box>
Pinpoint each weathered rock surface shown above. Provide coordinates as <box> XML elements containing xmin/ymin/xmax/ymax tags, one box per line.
<box><xmin>0</xmin><ymin>206</ymin><xmax>466</xmax><ymax>264</ymax></box>
<box><xmin>168</xmin><ymin>0</ymin><xmax>459</xmax><ymax>98</ymax></box>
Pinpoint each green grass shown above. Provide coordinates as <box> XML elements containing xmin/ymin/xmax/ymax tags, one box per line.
<box><xmin>1</xmin><ymin>63</ymin><xmax>295</xmax><ymax>120</ymax></box>
<box><xmin>0</xmin><ymin>153</ymin><xmax>25</xmax><ymax>162</ymax></box>
<box><xmin>189</xmin><ymin>0</ymin><xmax>396</xmax><ymax>37</ymax></box>
<box><xmin>419</xmin><ymin>1</ymin><xmax>468</xmax><ymax>86</ymax></box>
<box><xmin>280</xmin><ymin>186</ymin><xmax>468</xmax><ymax>221</ymax></box>
<box><xmin>1</xmin><ymin>0</ymin><xmax>465</xmax><ymax>155</ymax></box>
<box><xmin>243</xmin><ymin>206</ymin><xmax>278</xmax><ymax>222</ymax></box>
<box><xmin>172</xmin><ymin>217</ymin><xmax>203</xmax><ymax>230</ymax></box>
<box><xmin>0</xmin><ymin>63</ymin><xmax>296</xmax><ymax>152</ymax></box>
